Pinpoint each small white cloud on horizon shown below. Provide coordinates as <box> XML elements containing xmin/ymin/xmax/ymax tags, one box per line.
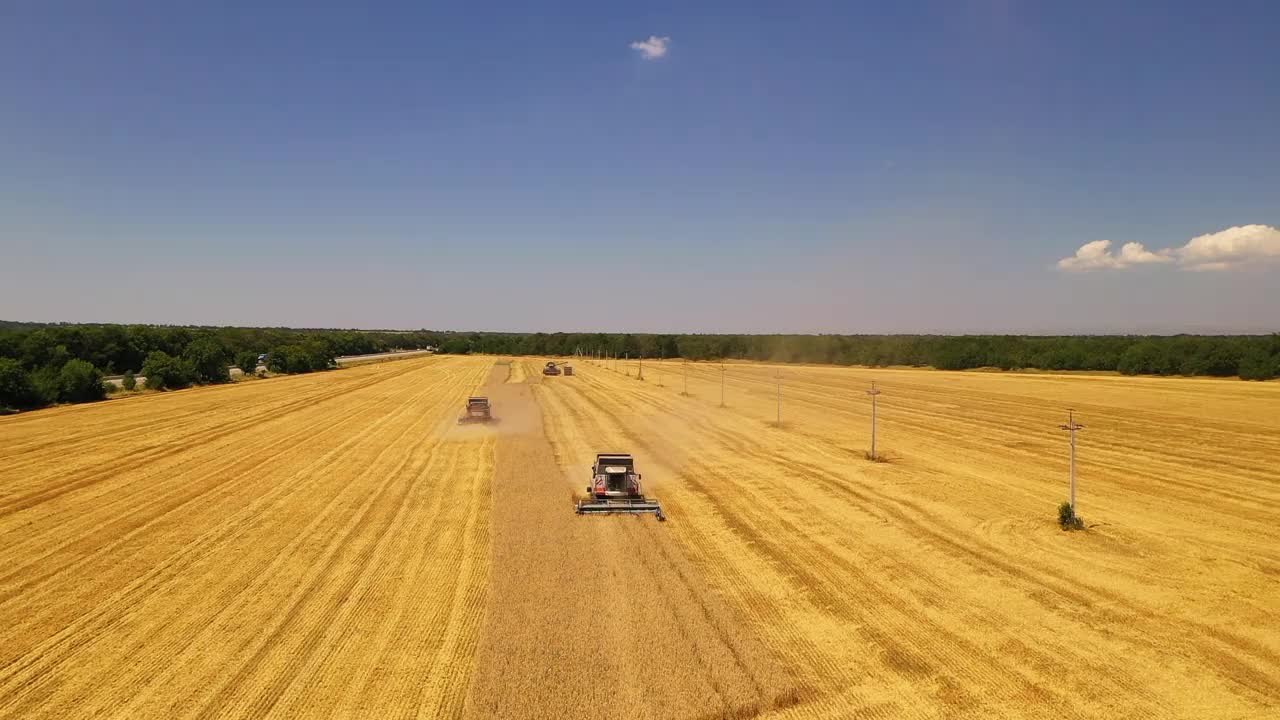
<box><xmin>1057</xmin><ymin>224</ymin><xmax>1280</xmax><ymax>272</ymax></box>
<box><xmin>1056</xmin><ymin>239</ymin><xmax>1170</xmax><ymax>271</ymax></box>
<box><xmin>630</xmin><ymin>35</ymin><xmax>670</xmax><ymax>59</ymax></box>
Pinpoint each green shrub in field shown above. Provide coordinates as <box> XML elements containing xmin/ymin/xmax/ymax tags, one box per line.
<box><xmin>1058</xmin><ymin>501</ymin><xmax>1085</xmax><ymax>531</ymax></box>
<box><xmin>122</xmin><ymin>371</ymin><xmax>137</xmax><ymax>391</ymax></box>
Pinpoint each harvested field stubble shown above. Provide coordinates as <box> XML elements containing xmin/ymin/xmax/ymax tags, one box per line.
<box><xmin>535</xmin><ymin>358</ymin><xmax>1280</xmax><ymax>719</ymax></box>
<box><xmin>0</xmin><ymin>356</ymin><xmax>495</xmax><ymax>718</ymax></box>
<box><xmin>1</xmin><ymin>353</ymin><xmax>1277</xmax><ymax>719</ymax></box>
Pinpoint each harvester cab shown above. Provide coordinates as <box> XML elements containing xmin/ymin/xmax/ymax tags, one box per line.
<box><xmin>543</xmin><ymin>361</ymin><xmax>562</xmax><ymax>376</ymax></box>
<box><xmin>457</xmin><ymin>396</ymin><xmax>493</xmax><ymax>424</ymax></box>
<box><xmin>575</xmin><ymin>453</ymin><xmax>665</xmax><ymax>520</ymax></box>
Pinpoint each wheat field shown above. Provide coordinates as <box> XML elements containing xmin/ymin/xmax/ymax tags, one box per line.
<box><xmin>1</xmin><ymin>354</ymin><xmax>1277</xmax><ymax>718</ymax></box>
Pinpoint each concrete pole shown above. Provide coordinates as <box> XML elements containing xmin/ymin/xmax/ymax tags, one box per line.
<box><xmin>1070</xmin><ymin>426</ymin><xmax>1076</xmax><ymax>510</ymax></box>
<box><xmin>775</xmin><ymin>371</ymin><xmax>782</xmax><ymax>425</ymax></box>
<box><xmin>1059</xmin><ymin>410</ymin><xmax>1085</xmax><ymax>513</ymax></box>
<box><xmin>866</xmin><ymin>381</ymin><xmax>882</xmax><ymax>460</ymax></box>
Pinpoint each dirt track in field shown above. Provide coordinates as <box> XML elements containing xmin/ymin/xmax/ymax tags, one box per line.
<box><xmin>1</xmin><ymin>354</ymin><xmax>1277</xmax><ymax>718</ymax></box>
<box><xmin>462</xmin><ymin>367</ymin><xmax>797</xmax><ymax>720</ymax></box>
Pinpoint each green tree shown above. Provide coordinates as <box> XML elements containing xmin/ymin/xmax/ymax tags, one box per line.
<box><xmin>1238</xmin><ymin>347</ymin><xmax>1277</xmax><ymax>381</ymax></box>
<box><xmin>56</xmin><ymin>359</ymin><xmax>106</xmax><ymax>403</ymax></box>
<box><xmin>438</xmin><ymin>338</ymin><xmax>471</xmax><ymax>355</ymax></box>
<box><xmin>0</xmin><ymin>358</ymin><xmax>42</xmax><ymax>409</ymax></box>
<box><xmin>266</xmin><ymin>345</ymin><xmax>331</xmax><ymax>374</ymax></box>
<box><xmin>142</xmin><ymin>351</ymin><xmax>196</xmax><ymax>390</ymax></box>
<box><xmin>122</xmin><ymin>371</ymin><xmax>137</xmax><ymax>391</ymax></box>
<box><xmin>183</xmin><ymin>337</ymin><xmax>231</xmax><ymax>384</ymax></box>
<box><xmin>30</xmin><ymin>366</ymin><xmax>61</xmax><ymax>405</ymax></box>
<box><xmin>235</xmin><ymin>351</ymin><xmax>263</xmax><ymax>376</ymax></box>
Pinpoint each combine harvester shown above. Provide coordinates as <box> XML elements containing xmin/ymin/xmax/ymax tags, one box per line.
<box><xmin>457</xmin><ymin>396</ymin><xmax>494</xmax><ymax>424</ymax></box>
<box><xmin>543</xmin><ymin>361</ymin><xmax>562</xmax><ymax>376</ymax></box>
<box><xmin>575</xmin><ymin>453</ymin><xmax>665</xmax><ymax>521</ymax></box>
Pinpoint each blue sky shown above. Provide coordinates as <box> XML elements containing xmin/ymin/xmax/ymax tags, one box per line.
<box><xmin>2</xmin><ymin>1</ymin><xmax>1277</xmax><ymax>333</ymax></box>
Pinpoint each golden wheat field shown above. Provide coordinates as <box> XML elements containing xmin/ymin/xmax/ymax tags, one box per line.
<box><xmin>1</xmin><ymin>354</ymin><xmax>1277</xmax><ymax>719</ymax></box>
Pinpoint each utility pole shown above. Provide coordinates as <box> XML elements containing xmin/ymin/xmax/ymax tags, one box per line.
<box><xmin>638</xmin><ymin>353</ymin><xmax>644</xmax><ymax>381</ymax></box>
<box><xmin>681</xmin><ymin>359</ymin><xmax>688</xmax><ymax>396</ymax></box>
<box><xmin>657</xmin><ymin>351</ymin><xmax>664</xmax><ymax>387</ymax></box>
<box><xmin>719</xmin><ymin>362</ymin><xmax>726</xmax><ymax>407</ymax></box>
<box><xmin>625</xmin><ymin>352</ymin><xmax>630</xmax><ymax>376</ymax></box>
<box><xmin>774</xmin><ymin>370</ymin><xmax>782</xmax><ymax>426</ymax></box>
<box><xmin>866</xmin><ymin>381</ymin><xmax>882</xmax><ymax>460</ymax></box>
<box><xmin>1058</xmin><ymin>410</ymin><xmax>1085</xmax><ymax>512</ymax></box>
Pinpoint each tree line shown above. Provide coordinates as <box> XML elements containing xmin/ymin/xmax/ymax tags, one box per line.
<box><xmin>437</xmin><ymin>332</ymin><xmax>1280</xmax><ymax>381</ymax></box>
<box><xmin>0</xmin><ymin>323</ymin><xmax>441</xmax><ymax>411</ymax></box>
<box><xmin>1</xmin><ymin>322</ymin><xmax>1276</xmax><ymax>412</ymax></box>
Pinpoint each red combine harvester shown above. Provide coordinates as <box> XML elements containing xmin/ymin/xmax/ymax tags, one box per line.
<box><xmin>457</xmin><ymin>397</ymin><xmax>493</xmax><ymax>424</ymax></box>
<box><xmin>575</xmin><ymin>453</ymin><xmax>665</xmax><ymax>520</ymax></box>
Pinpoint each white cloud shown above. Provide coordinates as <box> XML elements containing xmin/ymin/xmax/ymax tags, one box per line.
<box><xmin>1169</xmin><ymin>224</ymin><xmax>1280</xmax><ymax>271</ymax></box>
<box><xmin>1057</xmin><ymin>225</ymin><xmax>1280</xmax><ymax>272</ymax></box>
<box><xmin>630</xmin><ymin>35</ymin><xmax>670</xmax><ymax>60</ymax></box>
<box><xmin>1056</xmin><ymin>240</ymin><xmax>1170</xmax><ymax>271</ymax></box>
